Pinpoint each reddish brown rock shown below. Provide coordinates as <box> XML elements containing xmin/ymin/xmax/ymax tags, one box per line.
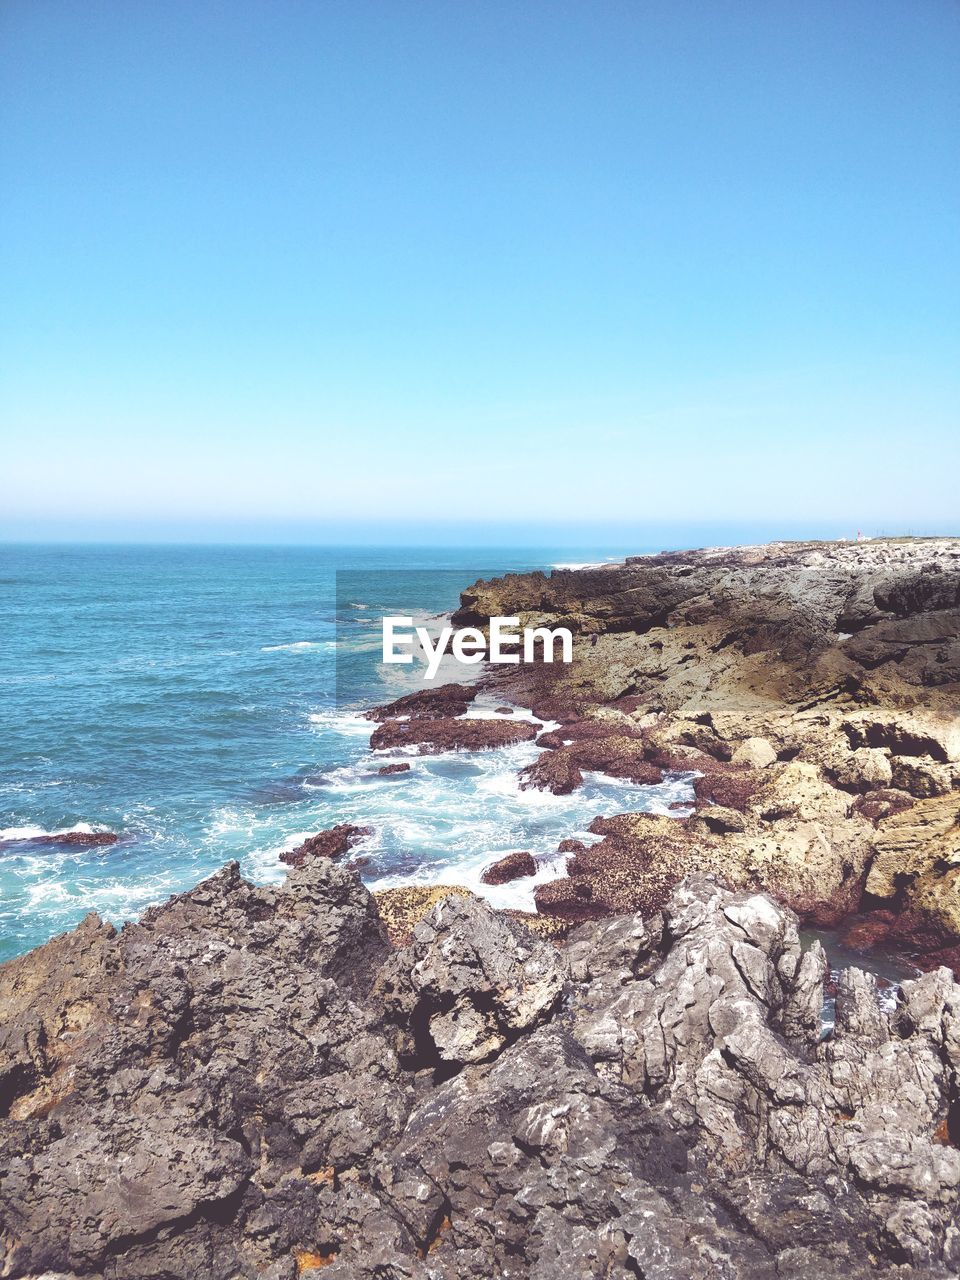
<box><xmin>565</xmin><ymin>736</ymin><xmax>663</xmax><ymax>785</ymax></box>
<box><xmin>519</xmin><ymin>750</ymin><xmax>584</xmax><ymax>795</ymax></box>
<box><xmin>377</xmin><ymin>763</ymin><xmax>411</xmax><ymax>776</ymax></box>
<box><xmin>533</xmin><ymin>877</ymin><xmax>609</xmax><ymax>923</ymax></box>
<box><xmin>852</xmin><ymin>788</ymin><xmax>916</xmax><ymax>824</ymax></box>
<box><xmin>529</xmin><ymin>696</ymin><xmax>584</xmax><ymax>724</ymax></box>
<box><xmin>557</xmin><ymin>838</ymin><xmax>587</xmax><ymax>854</ymax></box>
<box><xmin>365</xmin><ymin>683</ymin><xmax>477</xmax><ymax>722</ymax></box>
<box><xmin>5</xmin><ymin>830</ymin><xmax>120</xmax><ymax>848</ymax></box>
<box><xmin>692</xmin><ymin>764</ymin><xmax>763</xmax><ymax>812</ymax></box>
<box><xmin>280</xmin><ymin>823</ymin><xmax>372</xmax><ymax>868</ymax></box>
<box><xmin>370</xmin><ymin>717</ymin><xmax>537</xmax><ymax>754</ymax></box>
<box><xmin>522</xmin><ymin>731</ymin><xmax>662</xmax><ymax>792</ymax></box>
<box><xmin>838</xmin><ymin>910</ymin><xmax>898</xmax><ymax>951</ymax></box>
<box><xmin>536</xmin><ymin>720</ymin><xmax>644</xmax><ymax>750</ymax></box>
<box><xmin>480</xmin><ymin>851</ymin><xmax>537</xmax><ymax>885</ymax></box>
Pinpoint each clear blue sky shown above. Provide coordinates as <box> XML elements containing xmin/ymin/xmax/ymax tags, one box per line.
<box><xmin>2</xmin><ymin>0</ymin><xmax>958</xmax><ymax>542</ymax></box>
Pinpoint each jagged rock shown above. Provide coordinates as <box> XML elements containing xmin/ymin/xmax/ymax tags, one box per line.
<box><xmin>3</xmin><ymin>869</ymin><xmax>960</xmax><ymax>1277</ymax></box>
<box><xmin>373</xmin><ymin>884</ymin><xmax>472</xmax><ymax>946</ymax></box>
<box><xmin>480</xmin><ymin>850</ymin><xmax>536</xmax><ymax>885</ymax></box>
<box><xmin>280</xmin><ymin>823</ymin><xmax>372</xmax><ymax>867</ymax></box>
<box><xmin>518</xmin><ymin>748</ymin><xmax>583</xmax><ymax>794</ymax></box>
<box><xmin>372</xmin><ymin>894</ymin><xmax>563</xmax><ymax>1066</ymax></box>
<box><xmin>866</xmin><ymin>793</ymin><xmax>960</xmax><ymax>954</ymax></box>
<box><xmin>370</xmin><ymin>716</ymin><xmax>537</xmax><ymax>754</ymax></box>
<box><xmin>364</xmin><ymin>682</ymin><xmax>477</xmax><ymax>721</ymax></box>
<box><xmin>0</xmin><ymin>860</ymin><xmax>400</xmax><ymax>1279</ymax></box>
<box><xmin>377</xmin><ymin>762</ymin><xmax>411</xmax><ymax>775</ymax></box>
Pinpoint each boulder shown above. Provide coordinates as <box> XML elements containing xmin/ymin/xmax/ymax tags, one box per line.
<box><xmin>730</xmin><ymin>736</ymin><xmax>777</xmax><ymax>769</ymax></box>
<box><xmin>364</xmin><ymin>682</ymin><xmax>477</xmax><ymax>721</ymax></box>
<box><xmin>518</xmin><ymin>749</ymin><xmax>583</xmax><ymax>794</ymax></box>
<box><xmin>280</xmin><ymin>823</ymin><xmax>372</xmax><ymax>867</ymax></box>
<box><xmin>480</xmin><ymin>850</ymin><xmax>537</xmax><ymax>885</ymax></box>
<box><xmin>370</xmin><ymin>717</ymin><xmax>537</xmax><ymax>754</ymax></box>
<box><xmin>373</xmin><ymin>894</ymin><xmax>564</xmax><ymax>1066</ymax></box>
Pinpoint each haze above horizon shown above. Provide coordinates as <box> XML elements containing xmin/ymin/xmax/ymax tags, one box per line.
<box><xmin>2</xmin><ymin>1</ymin><xmax>958</xmax><ymax>541</ymax></box>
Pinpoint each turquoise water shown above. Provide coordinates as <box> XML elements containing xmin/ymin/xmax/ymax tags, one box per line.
<box><xmin>0</xmin><ymin>544</ymin><xmax>695</xmax><ymax>962</ymax></box>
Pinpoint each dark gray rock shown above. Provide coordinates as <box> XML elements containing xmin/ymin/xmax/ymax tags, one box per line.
<box><xmin>2</xmin><ymin>869</ymin><xmax>959</xmax><ymax>1278</ymax></box>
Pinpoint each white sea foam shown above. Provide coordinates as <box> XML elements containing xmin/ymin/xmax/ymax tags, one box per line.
<box><xmin>260</xmin><ymin>640</ymin><xmax>333</xmax><ymax>652</ymax></box>
<box><xmin>368</xmin><ymin>846</ymin><xmax>572</xmax><ymax>914</ymax></box>
<box><xmin>307</xmin><ymin>709</ymin><xmax>373</xmax><ymax>735</ymax></box>
<box><xmin>0</xmin><ymin>822</ymin><xmax>98</xmax><ymax>842</ymax></box>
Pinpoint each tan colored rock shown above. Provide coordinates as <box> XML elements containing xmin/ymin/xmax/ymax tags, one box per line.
<box><xmin>374</xmin><ymin>884</ymin><xmax>473</xmax><ymax>946</ymax></box>
<box><xmin>890</xmin><ymin>756</ymin><xmax>960</xmax><ymax>799</ymax></box>
<box><xmin>819</xmin><ymin>745</ymin><xmax>893</xmax><ymax>792</ymax></box>
<box><xmin>730</xmin><ymin>736</ymin><xmax>777</xmax><ymax>769</ymax></box>
<box><xmin>865</xmin><ymin>794</ymin><xmax>960</xmax><ymax>949</ymax></box>
<box><xmin>843</xmin><ymin>711</ymin><xmax>960</xmax><ymax>764</ymax></box>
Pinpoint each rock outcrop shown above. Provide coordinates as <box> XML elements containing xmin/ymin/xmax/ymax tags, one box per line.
<box><xmin>364</xmin><ymin>683</ymin><xmax>477</xmax><ymax>722</ymax></box>
<box><xmin>451</xmin><ymin>538</ymin><xmax>960</xmax><ymax>963</ymax></box>
<box><xmin>2</xmin><ymin>866</ymin><xmax>959</xmax><ymax>1278</ymax></box>
<box><xmin>280</xmin><ymin>823</ymin><xmax>372</xmax><ymax>868</ymax></box>
<box><xmin>370</xmin><ymin>715</ymin><xmax>538</xmax><ymax>754</ymax></box>
<box><xmin>0</xmin><ymin>830</ymin><xmax>120</xmax><ymax>848</ymax></box>
<box><xmin>480</xmin><ymin>850</ymin><xmax>537</xmax><ymax>884</ymax></box>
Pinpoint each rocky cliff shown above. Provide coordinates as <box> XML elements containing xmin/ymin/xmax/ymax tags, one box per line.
<box><xmin>445</xmin><ymin>538</ymin><xmax>960</xmax><ymax>959</ymax></box>
<box><xmin>3</xmin><ymin>859</ymin><xmax>960</xmax><ymax>1278</ymax></box>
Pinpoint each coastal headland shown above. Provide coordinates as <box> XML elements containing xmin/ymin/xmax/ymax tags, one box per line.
<box><xmin>2</xmin><ymin>538</ymin><xmax>959</xmax><ymax>1278</ymax></box>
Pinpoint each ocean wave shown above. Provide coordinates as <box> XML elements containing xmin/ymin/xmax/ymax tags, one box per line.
<box><xmin>307</xmin><ymin>709</ymin><xmax>373</xmax><ymax>736</ymax></box>
<box><xmin>368</xmin><ymin>846</ymin><xmax>571</xmax><ymax>914</ymax></box>
<box><xmin>260</xmin><ymin>641</ymin><xmax>334</xmax><ymax>652</ymax></box>
<box><xmin>0</xmin><ymin>822</ymin><xmax>99</xmax><ymax>842</ymax></box>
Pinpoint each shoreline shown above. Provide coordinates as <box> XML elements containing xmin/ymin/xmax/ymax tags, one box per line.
<box><xmin>2</xmin><ymin>535</ymin><xmax>959</xmax><ymax>1277</ymax></box>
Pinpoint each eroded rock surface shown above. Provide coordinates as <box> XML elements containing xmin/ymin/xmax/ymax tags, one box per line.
<box><xmin>280</xmin><ymin>823</ymin><xmax>372</xmax><ymax>868</ymax></box>
<box><xmin>452</xmin><ymin>538</ymin><xmax>960</xmax><ymax>962</ymax></box>
<box><xmin>369</xmin><ymin>716</ymin><xmax>537</xmax><ymax>754</ymax></box>
<box><xmin>2</xmin><ymin>867</ymin><xmax>959</xmax><ymax>1278</ymax></box>
<box><xmin>480</xmin><ymin>850</ymin><xmax>537</xmax><ymax>884</ymax></box>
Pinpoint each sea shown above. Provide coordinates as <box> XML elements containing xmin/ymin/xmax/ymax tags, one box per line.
<box><xmin>1</xmin><ymin>542</ymin><xmax>698</xmax><ymax>963</ymax></box>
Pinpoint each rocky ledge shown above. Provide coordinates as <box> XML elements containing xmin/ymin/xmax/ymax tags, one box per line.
<box><xmin>449</xmin><ymin>537</ymin><xmax>960</xmax><ymax>961</ymax></box>
<box><xmin>3</xmin><ymin>860</ymin><xmax>960</xmax><ymax>1279</ymax></box>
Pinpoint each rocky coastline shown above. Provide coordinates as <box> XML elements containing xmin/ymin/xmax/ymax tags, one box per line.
<box><xmin>2</xmin><ymin>537</ymin><xmax>960</xmax><ymax>1278</ymax></box>
<box><xmin>441</xmin><ymin>537</ymin><xmax>960</xmax><ymax>965</ymax></box>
